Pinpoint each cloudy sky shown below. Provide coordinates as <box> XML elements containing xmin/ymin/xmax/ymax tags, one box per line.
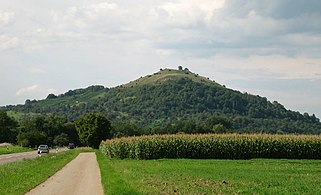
<box><xmin>1</xmin><ymin>0</ymin><xmax>321</xmax><ymax>118</ymax></box>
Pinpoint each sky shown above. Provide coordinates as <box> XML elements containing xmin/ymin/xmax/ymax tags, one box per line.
<box><xmin>1</xmin><ymin>0</ymin><xmax>321</xmax><ymax>118</ymax></box>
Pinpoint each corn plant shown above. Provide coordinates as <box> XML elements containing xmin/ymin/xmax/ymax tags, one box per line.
<box><xmin>100</xmin><ymin>134</ymin><xmax>321</xmax><ymax>160</ymax></box>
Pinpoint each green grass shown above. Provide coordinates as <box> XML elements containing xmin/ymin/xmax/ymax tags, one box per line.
<box><xmin>0</xmin><ymin>149</ymin><xmax>89</xmax><ymax>195</ymax></box>
<box><xmin>0</xmin><ymin>146</ymin><xmax>33</xmax><ymax>155</ymax></box>
<box><xmin>96</xmin><ymin>151</ymin><xmax>140</xmax><ymax>194</ymax></box>
<box><xmin>98</xmin><ymin>156</ymin><xmax>321</xmax><ymax>194</ymax></box>
<box><xmin>123</xmin><ymin>68</ymin><xmax>221</xmax><ymax>88</ymax></box>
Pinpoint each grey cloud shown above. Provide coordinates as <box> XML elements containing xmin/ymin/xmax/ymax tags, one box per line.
<box><xmin>153</xmin><ymin>0</ymin><xmax>321</xmax><ymax>58</ymax></box>
<box><xmin>265</xmin><ymin>1</ymin><xmax>321</xmax><ymax>19</ymax></box>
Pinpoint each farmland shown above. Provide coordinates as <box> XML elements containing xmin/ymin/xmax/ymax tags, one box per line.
<box><xmin>99</xmin><ymin>157</ymin><xmax>321</xmax><ymax>194</ymax></box>
<box><xmin>100</xmin><ymin>133</ymin><xmax>321</xmax><ymax>160</ymax></box>
<box><xmin>99</xmin><ymin>133</ymin><xmax>321</xmax><ymax>193</ymax></box>
<box><xmin>1</xmin><ymin>147</ymin><xmax>321</xmax><ymax>194</ymax></box>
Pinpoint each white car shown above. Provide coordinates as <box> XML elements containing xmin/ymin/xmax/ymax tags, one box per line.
<box><xmin>38</xmin><ymin>145</ymin><xmax>49</xmax><ymax>154</ymax></box>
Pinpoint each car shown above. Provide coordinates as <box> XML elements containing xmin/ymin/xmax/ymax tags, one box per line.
<box><xmin>38</xmin><ymin>145</ymin><xmax>49</xmax><ymax>154</ymax></box>
<box><xmin>68</xmin><ymin>143</ymin><xmax>75</xmax><ymax>149</ymax></box>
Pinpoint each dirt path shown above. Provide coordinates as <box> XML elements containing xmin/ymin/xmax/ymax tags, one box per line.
<box><xmin>25</xmin><ymin>152</ymin><xmax>104</xmax><ymax>195</ymax></box>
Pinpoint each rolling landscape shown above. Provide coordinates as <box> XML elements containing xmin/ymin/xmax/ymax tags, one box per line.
<box><xmin>1</xmin><ymin>67</ymin><xmax>321</xmax><ymax>194</ymax></box>
<box><xmin>4</xmin><ymin>68</ymin><xmax>321</xmax><ymax>135</ymax></box>
<box><xmin>2</xmin><ymin>0</ymin><xmax>321</xmax><ymax>194</ymax></box>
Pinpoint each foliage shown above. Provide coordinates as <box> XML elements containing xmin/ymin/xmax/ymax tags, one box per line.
<box><xmin>76</xmin><ymin>113</ymin><xmax>111</xmax><ymax>149</ymax></box>
<box><xmin>53</xmin><ymin>133</ymin><xmax>69</xmax><ymax>146</ymax></box>
<box><xmin>4</xmin><ymin>69</ymin><xmax>321</xmax><ymax>134</ymax></box>
<box><xmin>100</xmin><ymin>133</ymin><xmax>321</xmax><ymax>160</ymax></box>
<box><xmin>17</xmin><ymin>130</ymin><xmax>47</xmax><ymax>147</ymax></box>
<box><xmin>0</xmin><ymin>109</ymin><xmax>17</xmax><ymax>143</ymax></box>
<box><xmin>16</xmin><ymin>115</ymin><xmax>79</xmax><ymax>147</ymax></box>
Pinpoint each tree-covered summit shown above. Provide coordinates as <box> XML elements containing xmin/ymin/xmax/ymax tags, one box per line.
<box><xmin>4</xmin><ymin>67</ymin><xmax>321</xmax><ymax>134</ymax></box>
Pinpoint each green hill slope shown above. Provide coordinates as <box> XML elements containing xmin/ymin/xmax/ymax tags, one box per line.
<box><xmin>4</xmin><ymin>68</ymin><xmax>321</xmax><ymax>134</ymax></box>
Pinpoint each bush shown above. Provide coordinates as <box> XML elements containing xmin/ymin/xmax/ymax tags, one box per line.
<box><xmin>100</xmin><ymin>134</ymin><xmax>321</xmax><ymax>160</ymax></box>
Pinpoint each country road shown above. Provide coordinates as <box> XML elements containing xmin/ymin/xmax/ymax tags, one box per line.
<box><xmin>0</xmin><ymin>148</ymin><xmax>67</xmax><ymax>165</ymax></box>
<box><xmin>25</xmin><ymin>152</ymin><xmax>103</xmax><ymax>195</ymax></box>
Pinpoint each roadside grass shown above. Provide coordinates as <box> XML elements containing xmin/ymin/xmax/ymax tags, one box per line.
<box><xmin>0</xmin><ymin>148</ymin><xmax>89</xmax><ymax>195</ymax></box>
<box><xmin>98</xmin><ymin>155</ymin><xmax>321</xmax><ymax>194</ymax></box>
<box><xmin>0</xmin><ymin>146</ymin><xmax>33</xmax><ymax>155</ymax></box>
<box><xmin>96</xmin><ymin>151</ymin><xmax>140</xmax><ymax>195</ymax></box>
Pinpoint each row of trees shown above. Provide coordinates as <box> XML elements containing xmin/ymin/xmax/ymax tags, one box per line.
<box><xmin>1</xmin><ymin>109</ymin><xmax>235</xmax><ymax>148</ymax></box>
<box><xmin>0</xmin><ymin>110</ymin><xmax>111</xmax><ymax>149</ymax></box>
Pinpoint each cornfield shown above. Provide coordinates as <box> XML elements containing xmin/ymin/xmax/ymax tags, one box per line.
<box><xmin>100</xmin><ymin>134</ymin><xmax>321</xmax><ymax>160</ymax></box>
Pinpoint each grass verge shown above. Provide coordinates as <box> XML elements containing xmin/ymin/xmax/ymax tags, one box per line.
<box><xmin>96</xmin><ymin>151</ymin><xmax>140</xmax><ymax>195</ymax></box>
<box><xmin>0</xmin><ymin>146</ymin><xmax>33</xmax><ymax>155</ymax></box>
<box><xmin>97</xmin><ymin>155</ymin><xmax>321</xmax><ymax>194</ymax></box>
<box><xmin>0</xmin><ymin>149</ymin><xmax>88</xmax><ymax>195</ymax></box>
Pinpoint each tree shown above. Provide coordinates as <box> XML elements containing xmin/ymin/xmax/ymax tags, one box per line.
<box><xmin>46</xmin><ymin>93</ymin><xmax>57</xmax><ymax>99</ymax></box>
<box><xmin>64</xmin><ymin>122</ymin><xmax>80</xmax><ymax>146</ymax></box>
<box><xmin>17</xmin><ymin>130</ymin><xmax>47</xmax><ymax>147</ymax></box>
<box><xmin>178</xmin><ymin>66</ymin><xmax>183</xmax><ymax>71</ymax></box>
<box><xmin>53</xmin><ymin>133</ymin><xmax>69</xmax><ymax>146</ymax></box>
<box><xmin>17</xmin><ymin>115</ymin><xmax>79</xmax><ymax>146</ymax></box>
<box><xmin>0</xmin><ymin>110</ymin><xmax>17</xmax><ymax>143</ymax></box>
<box><xmin>75</xmin><ymin>113</ymin><xmax>111</xmax><ymax>148</ymax></box>
<box><xmin>212</xmin><ymin>124</ymin><xmax>227</xmax><ymax>133</ymax></box>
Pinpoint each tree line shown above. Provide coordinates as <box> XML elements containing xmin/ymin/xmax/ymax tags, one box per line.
<box><xmin>0</xmin><ymin>110</ymin><xmax>111</xmax><ymax>149</ymax></box>
<box><xmin>0</xmin><ymin>109</ymin><xmax>236</xmax><ymax>148</ymax></box>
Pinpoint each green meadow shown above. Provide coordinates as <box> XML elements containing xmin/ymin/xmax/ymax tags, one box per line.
<box><xmin>99</xmin><ymin>157</ymin><xmax>321</xmax><ymax>194</ymax></box>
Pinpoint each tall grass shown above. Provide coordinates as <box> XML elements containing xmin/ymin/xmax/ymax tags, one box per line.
<box><xmin>100</xmin><ymin>134</ymin><xmax>321</xmax><ymax>159</ymax></box>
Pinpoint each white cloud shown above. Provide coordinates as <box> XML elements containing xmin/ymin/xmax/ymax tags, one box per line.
<box><xmin>158</xmin><ymin>0</ymin><xmax>224</xmax><ymax>26</ymax></box>
<box><xmin>0</xmin><ymin>10</ymin><xmax>15</xmax><ymax>25</ymax></box>
<box><xmin>156</xmin><ymin>49</ymin><xmax>172</xmax><ymax>57</ymax></box>
<box><xmin>0</xmin><ymin>35</ymin><xmax>19</xmax><ymax>51</ymax></box>
<box><xmin>210</xmin><ymin>55</ymin><xmax>321</xmax><ymax>80</ymax></box>
<box><xmin>15</xmin><ymin>84</ymin><xmax>58</xmax><ymax>100</ymax></box>
<box><xmin>84</xmin><ymin>2</ymin><xmax>118</xmax><ymax>18</ymax></box>
<box><xmin>50</xmin><ymin>2</ymin><xmax>119</xmax><ymax>31</ymax></box>
<box><xmin>28</xmin><ymin>66</ymin><xmax>46</xmax><ymax>74</ymax></box>
<box><xmin>16</xmin><ymin>85</ymin><xmax>40</xmax><ymax>96</ymax></box>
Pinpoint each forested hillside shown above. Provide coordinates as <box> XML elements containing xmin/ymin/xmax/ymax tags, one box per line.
<box><xmin>4</xmin><ymin>68</ymin><xmax>321</xmax><ymax>135</ymax></box>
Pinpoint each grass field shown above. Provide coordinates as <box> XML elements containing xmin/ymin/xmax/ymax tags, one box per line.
<box><xmin>96</xmin><ymin>151</ymin><xmax>140</xmax><ymax>194</ymax></box>
<box><xmin>98</xmin><ymin>156</ymin><xmax>321</xmax><ymax>194</ymax></box>
<box><xmin>0</xmin><ymin>149</ymin><xmax>88</xmax><ymax>195</ymax></box>
<box><xmin>0</xmin><ymin>146</ymin><xmax>33</xmax><ymax>155</ymax></box>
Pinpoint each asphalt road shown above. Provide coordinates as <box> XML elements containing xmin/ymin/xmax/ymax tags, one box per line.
<box><xmin>0</xmin><ymin>148</ymin><xmax>68</xmax><ymax>165</ymax></box>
